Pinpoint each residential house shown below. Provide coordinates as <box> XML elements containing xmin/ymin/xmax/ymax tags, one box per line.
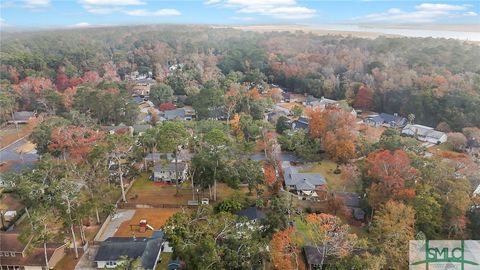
<box><xmin>402</xmin><ymin>124</ymin><xmax>448</xmax><ymax>144</ymax></box>
<box><xmin>162</xmin><ymin>108</ymin><xmax>193</xmax><ymax>121</ymax></box>
<box><xmin>265</xmin><ymin>110</ymin><xmax>288</xmax><ymax>124</ymax></box>
<box><xmin>291</xmin><ymin>116</ymin><xmax>309</xmax><ymax>130</ymax></box>
<box><xmin>132</xmin><ymin>83</ymin><xmax>151</xmax><ymax>97</ymax></box>
<box><xmin>304</xmin><ymin>95</ymin><xmax>337</xmax><ymax>109</ymax></box>
<box><xmin>283</xmin><ymin>162</ymin><xmax>327</xmax><ymax>197</ymax></box>
<box><xmin>364</xmin><ymin>113</ymin><xmax>407</xmax><ymax>128</ymax></box>
<box><xmin>94</xmin><ymin>232</ymin><xmax>164</xmax><ymax>269</ymax></box>
<box><xmin>236</xmin><ymin>207</ymin><xmax>266</xmax><ymax>224</ymax></box>
<box><xmin>132</xmin><ymin>124</ymin><xmax>151</xmax><ymax>136</ymax></box>
<box><xmin>152</xmin><ymin>162</ymin><xmax>187</xmax><ymax>183</ymax></box>
<box><xmin>0</xmin><ymin>231</ymin><xmax>66</xmax><ymax>270</ymax></box>
<box><xmin>102</xmin><ymin>125</ymin><xmax>134</xmax><ymax>136</ymax></box>
<box><xmin>8</xmin><ymin>111</ymin><xmax>36</xmax><ymax>124</ymax></box>
<box><xmin>303</xmin><ymin>246</ymin><xmax>325</xmax><ymax>270</ymax></box>
<box><xmin>335</xmin><ymin>192</ymin><xmax>365</xmax><ymax>220</ymax></box>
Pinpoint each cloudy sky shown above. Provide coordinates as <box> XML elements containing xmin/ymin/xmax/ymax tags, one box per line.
<box><xmin>0</xmin><ymin>0</ymin><xmax>478</xmax><ymax>29</ymax></box>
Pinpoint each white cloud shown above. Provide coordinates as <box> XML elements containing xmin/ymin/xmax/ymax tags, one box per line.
<box><xmin>464</xmin><ymin>11</ymin><xmax>478</xmax><ymax>16</ymax></box>
<box><xmin>415</xmin><ymin>3</ymin><xmax>467</xmax><ymax>11</ymax></box>
<box><xmin>209</xmin><ymin>0</ymin><xmax>316</xmax><ymax>20</ymax></box>
<box><xmin>354</xmin><ymin>2</ymin><xmax>477</xmax><ymax>23</ymax></box>
<box><xmin>24</xmin><ymin>0</ymin><xmax>50</xmax><ymax>9</ymax></box>
<box><xmin>80</xmin><ymin>0</ymin><xmax>145</xmax><ymax>5</ymax></box>
<box><xmin>124</xmin><ymin>8</ymin><xmax>181</xmax><ymax>16</ymax></box>
<box><xmin>68</xmin><ymin>22</ymin><xmax>92</xmax><ymax>28</ymax></box>
<box><xmin>79</xmin><ymin>0</ymin><xmax>145</xmax><ymax>14</ymax></box>
<box><xmin>204</xmin><ymin>0</ymin><xmax>221</xmax><ymax>5</ymax></box>
<box><xmin>83</xmin><ymin>5</ymin><xmax>122</xmax><ymax>14</ymax></box>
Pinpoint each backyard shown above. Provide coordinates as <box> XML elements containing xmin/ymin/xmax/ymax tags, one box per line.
<box><xmin>114</xmin><ymin>208</ymin><xmax>183</xmax><ymax>237</ymax></box>
<box><xmin>127</xmin><ymin>173</ymin><xmax>256</xmax><ymax>206</ymax></box>
<box><xmin>301</xmin><ymin>160</ymin><xmax>360</xmax><ymax>192</ymax></box>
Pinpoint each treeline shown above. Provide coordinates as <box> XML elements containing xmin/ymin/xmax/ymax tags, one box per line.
<box><xmin>1</xmin><ymin>25</ymin><xmax>479</xmax><ymax>129</ymax></box>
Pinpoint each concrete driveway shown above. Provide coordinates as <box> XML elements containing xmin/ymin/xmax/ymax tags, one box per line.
<box><xmin>96</xmin><ymin>209</ymin><xmax>135</xmax><ymax>241</ymax></box>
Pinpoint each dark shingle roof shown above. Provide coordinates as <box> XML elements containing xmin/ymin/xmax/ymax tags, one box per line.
<box><xmin>236</xmin><ymin>207</ymin><xmax>266</xmax><ymax>221</ymax></box>
<box><xmin>12</xmin><ymin>111</ymin><xmax>35</xmax><ymax>121</ymax></box>
<box><xmin>94</xmin><ymin>235</ymin><xmax>163</xmax><ymax>270</ymax></box>
<box><xmin>303</xmin><ymin>246</ymin><xmax>325</xmax><ymax>265</ymax></box>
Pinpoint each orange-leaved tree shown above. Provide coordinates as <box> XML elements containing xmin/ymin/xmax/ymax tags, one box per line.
<box><xmin>305</xmin><ymin>213</ymin><xmax>357</xmax><ymax>264</ymax></box>
<box><xmin>270</xmin><ymin>227</ymin><xmax>304</xmax><ymax>270</ymax></box>
<box><xmin>366</xmin><ymin>150</ymin><xmax>417</xmax><ymax>212</ymax></box>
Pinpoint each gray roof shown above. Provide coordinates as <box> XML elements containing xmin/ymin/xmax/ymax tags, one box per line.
<box><xmin>164</xmin><ymin>108</ymin><xmax>185</xmax><ymax>120</ymax></box>
<box><xmin>236</xmin><ymin>207</ymin><xmax>266</xmax><ymax>221</ymax></box>
<box><xmin>12</xmin><ymin>111</ymin><xmax>35</xmax><ymax>121</ymax></box>
<box><xmin>94</xmin><ymin>234</ymin><xmax>163</xmax><ymax>269</ymax></box>
<box><xmin>133</xmin><ymin>124</ymin><xmax>151</xmax><ymax>133</ymax></box>
<box><xmin>153</xmin><ymin>162</ymin><xmax>186</xmax><ymax>173</ymax></box>
<box><xmin>283</xmin><ymin>165</ymin><xmax>326</xmax><ymax>190</ymax></box>
<box><xmin>335</xmin><ymin>192</ymin><xmax>361</xmax><ymax>208</ymax></box>
<box><xmin>366</xmin><ymin>113</ymin><xmax>407</xmax><ymax>127</ymax></box>
<box><xmin>303</xmin><ymin>246</ymin><xmax>325</xmax><ymax>265</ymax></box>
<box><xmin>402</xmin><ymin>124</ymin><xmax>446</xmax><ymax>140</ymax></box>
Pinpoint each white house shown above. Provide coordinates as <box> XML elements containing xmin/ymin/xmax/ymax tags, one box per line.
<box><xmin>152</xmin><ymin>162</ymin><xmax>187</xmax><ymax>183</ymax></box>
<box><xmin>402</xmin><ymin>124</ymin><xmax>448</xmax><ymax>144</ymax></box>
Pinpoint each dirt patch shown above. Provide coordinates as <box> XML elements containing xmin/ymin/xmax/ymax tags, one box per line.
<box><xmin>114</xmin><ymin>208</ymin><xmax>183</xmax><ymax>237</ymax></box>
<box><xmin>15</xmin><ymin>141</ymin><xmax>36</xmax><ymax>154</ymax></box>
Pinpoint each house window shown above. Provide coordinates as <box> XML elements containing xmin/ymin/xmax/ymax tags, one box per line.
<box><xmin>106</xmin><ymin>261</ymin><xmax>117</xmax><ymax>266</ymax></box>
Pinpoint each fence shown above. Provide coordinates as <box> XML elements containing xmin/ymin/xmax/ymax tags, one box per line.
<box><xmin>117</xmin><ymin>202</ymin><xmax>197</xmax><ymax>209</ymax></box>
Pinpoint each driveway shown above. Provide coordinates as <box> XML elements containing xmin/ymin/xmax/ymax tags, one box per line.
<box><xmin>96</xmin><ymin>209</ymin><xmax>135</xmax><ymax>241</ymax></box>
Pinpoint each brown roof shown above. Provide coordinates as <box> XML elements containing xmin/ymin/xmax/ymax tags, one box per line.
<box><xmin>0</xmin><ymin>232</ymin><xmax>27</xmax><ymax>253</ymax></box>
<box><xmin>0</xmin><ymin>232</ymin><xmax>65</xmax><ymax>267</ymax></box>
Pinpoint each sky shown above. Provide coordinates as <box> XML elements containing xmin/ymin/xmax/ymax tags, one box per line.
<box><xmin>0</xmin><ymin>0</ymin><xmax>479</xmax><ymax>29</ymax></box>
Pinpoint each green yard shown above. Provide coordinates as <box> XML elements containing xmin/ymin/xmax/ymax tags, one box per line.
<box><xmin>301</xmin><ymin>160</ymin><xmax>360</xmax><ymax>192</ymax></box>
<box><xmin>156</xmin><ymin>252</ymin><xmax>173</xmax><ymax>270</ymax></box>
<box><xmin>127</xmin><ymin>172</ymin><xmax>257</xmax><ymax>205</ymax></box>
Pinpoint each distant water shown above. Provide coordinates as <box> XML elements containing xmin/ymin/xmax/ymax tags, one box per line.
<box><xmin>311</xmin><ymin>24</ymin><xmax>480</xmax><ymax>41</ymax></box>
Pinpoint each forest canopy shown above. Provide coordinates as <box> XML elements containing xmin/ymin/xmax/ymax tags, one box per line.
<box><xmin>1</xmin><ymin>25</ymin><xmax>479</xmax><ymax>129</ymax></box>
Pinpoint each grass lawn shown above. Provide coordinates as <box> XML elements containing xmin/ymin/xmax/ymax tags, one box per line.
<box><xmin>156</xmin><ymin>252</ymin><xmax>173</xmax><ymax>270</ymax></box>
<box><xmin>128</xmin><ymin>172</ymin><xmax>258</xmax><ymax>205</ymax></box>
<box><xmin>301</xmin><ymin>160</ymin><xmax>360</xmax><ymax>192</ymax></box>
<box><xmin>114</xmin><ymin>208</ymin><xmax>183</xmax><ymax>237</ymax></box>
<box><xmin>429</xmin><ymin>142</ymin><xmax>453</xmax><ymax>153</ymax></box>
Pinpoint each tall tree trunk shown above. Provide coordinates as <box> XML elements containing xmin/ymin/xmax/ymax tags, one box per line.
<box><xmin>213</xmin><ymin>160</ymin><xmax>218</xmax><ymax>202</ymax></box>
<box><xmin>70</xmin><ymin>224</ymin><xmax>79</xmax><ymax>258</ymax></box>
<box><xmin>44</xmin><ymin>241</ymin><xmax>49</xmax><ymax>270</ymax></box>
<box><xmin>95</xmin><ymin>206</ymin><xmax>101</xmax><ymax>224</ymax></box>
<box><xmin>79</xmin><ymin>222</ymin><xmax>86</xmax><ymax>244</ymax></box>
<box><xmin>118</xmin><ymin>161</ymin><xmax>127</xmax><ymax>202</ymax></box>
<box><xmin>174</xmin><ymin>149</ymin><xmax>180</xmax><ymax>196</ymax></box>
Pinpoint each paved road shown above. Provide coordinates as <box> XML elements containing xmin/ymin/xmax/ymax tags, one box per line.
<box><xmin>0</xmin><ymin>138</ymin><xmax>39</xmax><ymax>162</ymax></box>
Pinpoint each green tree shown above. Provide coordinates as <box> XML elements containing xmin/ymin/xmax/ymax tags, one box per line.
<box><xmin>370</xmin><ymin>200</ymin><xmax>415</xmax><ymax>269</ymax></box>
<box><xmin>275</xmin><ymin>116</ymin><xmax>290</xmax><ymax>134</ymax></box>
<box><xmin>156</xmin><ymin>121</ymin><xmax>189</xmax><ymax>195</ymax></box>
<box><xmin>29</xmin><ymin>116</ymin><xmax>70</xmax><ymax>155</ymax></box>
<box><xmin>149</xmin><ymin>83</ymin><xmax>173</xmax><ymax>105</ymax></box>
<box><xmin>192</xmin><ymin>87</ymin><xmax>225</xmax><ymax>120</ymax></box>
